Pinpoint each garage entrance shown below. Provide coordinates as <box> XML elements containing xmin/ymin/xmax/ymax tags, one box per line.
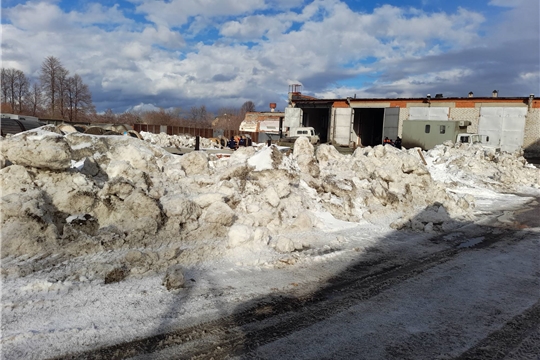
<box><xmin>298</xmin><ymin>105</ymin><xmax>331</xmax><ymax>143</ymax></box>
<box><xmin>353</xmin><ymin>108</ymin><xmax>384</xmax><ymax>146</ymax></box>
<box><xmin>351</xmin><ymin>108</ymin><xmax>399</xmax><ymax>147</ymax></box>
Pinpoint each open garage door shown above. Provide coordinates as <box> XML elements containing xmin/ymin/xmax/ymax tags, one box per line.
<box><xmin>284</xmin><ymin>107</ymin><xmax>303</xmax><ymax>128</ymax></box>
<box><xmin>302</xmin><ymin>107</ymin><xmax>331</xmax><ymax>143</ymax></box>
<box><xmin>382</xmin><ymin>107</ymin><xmax>399</xmax><ymax>142</ymax></box>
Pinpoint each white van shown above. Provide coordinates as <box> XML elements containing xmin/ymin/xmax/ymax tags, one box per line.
<box><xmin>287</xmin><ymin>127</ymin><xmax>320</xmax><ymax>144</ymax></box>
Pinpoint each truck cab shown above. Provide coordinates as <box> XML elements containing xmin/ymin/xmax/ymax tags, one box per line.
<box><xmin>456</xmin><ymin>133</ymin><xmax>490</xmax><ymax>145</ymax></box>
<box><xmin>286</xmin><ymin>127</ymin><xmax>320</xmax><ymax>144</ymax></box>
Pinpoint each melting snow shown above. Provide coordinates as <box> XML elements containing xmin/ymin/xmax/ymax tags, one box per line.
<box><xmin>1</xmin><ymin>128</ymin><xmax>539</xmax><ymax>359</ymax></box>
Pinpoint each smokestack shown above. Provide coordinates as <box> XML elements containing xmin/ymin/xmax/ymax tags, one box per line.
<box><xmin>269</xmin><ymin>103</ymin><xmax>276</xmax><ymax>112</ymax></box>
<box><xmin>288</xmin><ymin>84</ymin><xmax>302</xmax><ymax>105</ymax></box>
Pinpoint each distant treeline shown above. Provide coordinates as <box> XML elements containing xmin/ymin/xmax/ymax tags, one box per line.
<box><xmin>1</xmin><ymin>55</ymin><xmax>256</xmax><ymax>129</ymax></box>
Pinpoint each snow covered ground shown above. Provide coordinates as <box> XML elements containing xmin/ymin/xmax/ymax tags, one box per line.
<box><xmin>1</xmin><ymin>129</ymin><xmax>539</xmax><ymax>359</ymax></box>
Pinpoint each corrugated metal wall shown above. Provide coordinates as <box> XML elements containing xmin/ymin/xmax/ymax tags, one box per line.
<box><xmin>132</xmin><ymin>124</ymin><xmax>260</xmax><ymax>142</ymax></box>
<box><xmin>0</xmin><ymin>118</ymin><xmax>46</xmax><ymax>136</ymax></box>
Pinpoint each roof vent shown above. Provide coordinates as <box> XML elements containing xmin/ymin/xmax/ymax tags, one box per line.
<box><xmin>435</xmin><ymin>93</ymin><xmax>443</xmax><ymax>98</ymax></box>
<box><xmin>468</xmin><ymin>91</ymin><xmax>474</xmax><ymax>98</ymax></box>
<box><xmin>492</xmin><ymin>90</ymin><xmax>498</xmax><ymax>98</ymax></box>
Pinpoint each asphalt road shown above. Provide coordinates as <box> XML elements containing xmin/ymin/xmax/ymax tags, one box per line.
<box><xmin>52</xmin><ymin>200</ymin><xmax>540</xmax><ymax>360</ymax></box>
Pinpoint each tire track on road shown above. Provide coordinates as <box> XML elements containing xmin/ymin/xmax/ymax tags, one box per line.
<box><xmin>50</xmin><ymin>227</ymin><xmax>528</xmax><ymax>360</ymax></box>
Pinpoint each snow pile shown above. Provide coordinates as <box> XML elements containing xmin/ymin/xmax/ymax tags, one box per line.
<box><xmin>425</xmin><ymin>142</ymin><xmax>540</xmax><ymax>192</ymax></box>
<box><xmin>3</xmin><ymin>127</ymin><xmax>535</xmax><ymax>284</ymax></box>
<box><xmin>140</xmin><ymin>131</ymin><xmax>223</xmax><ymax>149</ymax></box>
<box><xmin>312</xmin><ymin>142</ymin><xmax>474</xmax><ymax>232</ymax></box>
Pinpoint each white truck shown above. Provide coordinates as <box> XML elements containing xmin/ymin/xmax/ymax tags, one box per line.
<box><xmin>456</xmin><ymin>133</ymin><xmax>490</xmax><ymax>145</ymax></box>
<box><xmin>285</xmin><ymin>126</ymin><xmax>320</xmax><ymax>144</ymax></box>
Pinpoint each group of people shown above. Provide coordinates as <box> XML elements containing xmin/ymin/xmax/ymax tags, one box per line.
<box><xmin>383</xmin><ymin>136</ymin><xmax>402</xmax><ymax>149</ymax></box>
<box><xmin>227</xmin><ymin>135</ymin><xmax>252</xmax><ymax>149</ymax></box>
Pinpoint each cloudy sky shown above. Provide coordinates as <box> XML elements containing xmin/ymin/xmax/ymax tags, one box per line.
<box><xmin>1</xmin><ymin>0</ymin><xmax>539</xmax><ymax>113</ymax></box>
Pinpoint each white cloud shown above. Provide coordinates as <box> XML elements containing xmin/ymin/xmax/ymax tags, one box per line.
<box><xmin>126</xmin><ymin>103</ymin><xmax>161</xmax><ymax>112</ymax></box>
<box><xmin>1</xmin><ymin>0</ymin><xmax>537</xmax><ymax>112</ymax></box>
<box><xmin>4</xmin><ymin>1</ymin><xmax>68</xmax><ymax>31</ymax></box>
<box><xmin>67</xmin><ymin>3</ymin><xmax>133</xmax><ymax>25</ymax></box>
<box><xmin>141</xmin><ymin>26</ymin><xmax>185</xmax><ymax>49</ymax></box>
<box><xmin>135</xmin><ymin>0</ymin><xmax>266</xmax><ymax>28</ymax></box>
<box><xmin>486</xmin><ymin>0</ymin><xmax>539</xmax><ymax>42</ymax></box>
<box><xmin>220</xmin><ymin>14</ymin><xmax>291</xmax><ymax>40</ymax></box>
<box><xmin>488</xmin><ymin>0</ymin><xmax>527</xmax><ymax>7</ymax></box>
<box><xmin>520</xmin><ymin>72</ymin><xmax>540</xmax><ymax>81</ymax></box>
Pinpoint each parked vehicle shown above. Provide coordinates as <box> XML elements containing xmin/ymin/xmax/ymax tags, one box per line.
<box><xmin>284</xmin><ymin>126</ymin><xmax>320</xmax><ymax>144</ymax></box>
<box><xmin>456</xmin><ymin>133</ymin><xmax>490</xmax><ymax>145</ymax></box>
<box><xmin>401</xmin><ymin>120</ymin><xmax>484</xmax><ymax>150</ymax></box>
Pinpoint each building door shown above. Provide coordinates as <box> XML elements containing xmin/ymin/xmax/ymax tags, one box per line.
<box><xmin>382</xmin><ymin>107</ymin><xmax>399</xmax><ymax>143</ymax></box>
<box><xmin>479</xmin><ymin>107</ymin><xmax>527</xmax><ymax>152</ymax></box>
<box><xmin>284</xmin><ymin>107</ymin><xmax>303</xmax><ymax>129</ymax></box>
<box><xmin>333</xmin><ymin>107</ymin><xmax>354</xmax><ymax>146</ymax></box>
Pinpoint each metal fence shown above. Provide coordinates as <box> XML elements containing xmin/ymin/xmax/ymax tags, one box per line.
<box><xmin>133</xmin><ymin>124</ymin><xmax>260</xmax><ymax>142</ymax></box>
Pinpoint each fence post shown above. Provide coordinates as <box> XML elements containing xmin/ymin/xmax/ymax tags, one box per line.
<box><xmin>195</xmin><ymin>135</ymin><xmax>200</xmax><ymax>151</ymax></box>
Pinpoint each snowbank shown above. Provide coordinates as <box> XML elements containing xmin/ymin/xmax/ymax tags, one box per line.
<box><xmin>140</xmin><ymin>131</ymin><xmax>223</xmax><ymax>149</ymax></box>
<box><xmin>425</xmin><ymin>142</ymin><xmax>540</xmax><ymax>192</ymax></box>
<box><xmin>1</xmin><ymin>128</ymin><xmax>538</xmax><ymax>284</ymax></box>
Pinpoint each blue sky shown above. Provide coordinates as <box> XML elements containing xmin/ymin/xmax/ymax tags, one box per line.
<box><xmin>1</xmin><ymin>0</ymin><xmax>538</xmax><ymax>113</ymax></box>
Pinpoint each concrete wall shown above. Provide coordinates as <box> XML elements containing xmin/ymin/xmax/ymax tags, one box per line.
<box><xmin>294</xmin><ymin>97</ymin><xmax>540</xmax><ymax>152</ymax></box>
<box><xmin>524</xmin><ymin>108</ymin><xmax>540</xmax><ymax>155</ymax></box>
<box><xmin>398</xmin><ymin>108</ymin><xmax>408</xmax><ymax>137</ymax></box>
<box><xmin>449</xmin><ymin>108</ymin><xmax>480</xmax><ymax>134</ymax></box>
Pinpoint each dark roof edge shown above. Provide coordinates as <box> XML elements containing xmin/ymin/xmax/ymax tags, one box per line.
<box><xmin>293</xmin><ymin>96</ymin><xmax>534</xmax><ymax>102</ymax></box>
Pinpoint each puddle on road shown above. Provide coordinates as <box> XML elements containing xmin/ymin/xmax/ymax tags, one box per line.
<box><xmin>497</xmin><ymin>211</ymin><xmax>516</xmax><ymax>225</ymax></box>
<box><xmin>458</xmin><ymin>237</ymin><xmax>485</xmax><ymax>248</ymax></box>
<box><xmin>513</xmin><ymin>200</ymin><xmax>540</xmax><ymax>229</ymax></box>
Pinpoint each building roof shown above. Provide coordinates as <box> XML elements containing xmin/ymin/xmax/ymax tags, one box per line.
<box><xmin>290</xmin><ymin>95</ymin><xmax>539</xmax><ymax>108</ymax></box>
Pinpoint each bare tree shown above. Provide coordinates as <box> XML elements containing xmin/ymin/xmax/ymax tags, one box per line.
<box><xmin>101</xmin><ymin>108</ymin><xmax>116</xmax><ymax>123</ymax></box>
<box><xmin>188</xmin><ymin>105</ymin><xmax>213</xmax><ymax>126</ymax></box>
<box><xmin>1</xmin><ymin>68</ymin><xmax>10</xmax><ymax>109</ymax></box>
<box><xmin>14</xmin><ymin>70</ymin><xmax>30</xmax><ymax>114</ymax></box>
<box><xmin>214</xmin><ymin>107</ymin><xmax>241</xmax><ymax>129</ymax></box>
<box><xmin>1</xmin><ymin>68</ymin><xmax>17</xmax><ymax>112</ymax></box>
<box><xmin>238</xmin><ymin>100</ymin><xmax>256</xmax><ymax>127</ymax></box>
<box><xmin>117</xmin><ymin>111</ymin><xmax>142</xmax><ymax>125</ymax></box>
<box><xmin>168</xmin><ymin>107</ymin><xmax>184</xmax><ymax>120</ymax></box>
<box><xmin>40</xmin><ymin>56</ymin><xmax>68</xmax><ymax>117</ymax></box>
<box><xmin>1</xmin><ymin>68</ymin><xmax>30</xmax><ymax>114</ymax></box>
<box><xmin>66</xmin><ymin>74</ymin><xmax>95</xmax><ymax>122</ymax></box>
<box><xmin>240</xmin><ymin>100</ymin><xmax>256</xmax><ymax>114</ymax></box>
<box><xmin>216</xmin><ymin>107</ymin><xmax>239</xmax><ymax>117</ymax></box>
<box><xmin>141</xmin><ymin>108</ymin><xmax>172</xmax><ymax>125</ymax></box>
<box><xmin>27</xmin><ymin>82</ymin><xmax>44</xmax><ymax>117</ymax></box>
<box><xmin>190</xmin><ymin>105</ymin><xmax>206</xmax><ymax>122</ymax></box>
<box><xmin>57</xmin><ymin>67</ymin><xmax>69</xmax><ymax>119</ymax></box>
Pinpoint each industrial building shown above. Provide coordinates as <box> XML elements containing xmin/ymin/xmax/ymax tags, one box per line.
<box><xmin>239</xmin><ymin>102</ymin><xmax>285</xmax><ymax>142</ymax></box>
<box><xmin>285</xmin><ymin>87</ymin><xmax>540</xmax><ymax>154</ymax></box>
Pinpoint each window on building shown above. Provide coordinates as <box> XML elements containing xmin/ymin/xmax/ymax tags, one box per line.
<box><xmin>440</xmin><ymin>125</ymin><xmax>446</xmax><ymax>134</ymax></box>
<box><xmin>425</xmin><ymin>125</ymin><xmax>431</xmax><ymax>133</ymax></box>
